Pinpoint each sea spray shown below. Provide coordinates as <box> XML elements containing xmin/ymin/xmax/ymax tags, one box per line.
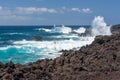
<box><xmin>91</xmin><ymin>16</ymin><xmax>111</xmax><ymax>36</ymax></box>
<box><xmin>52</xmin><ymin>25</ymin><xmax>72</xmax><ymax>34</ymax></box>
<box><xmin>73</xmin><ymin>27</ymin><xmax>86</xmax><ymax>34</ymax></box>
<box><xmin>36</xmin><ymin>25</ymin><xmax>87</xmax><ymax>34</ymax></box>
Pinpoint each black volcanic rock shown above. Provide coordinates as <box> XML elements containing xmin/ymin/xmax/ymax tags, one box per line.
<box><xmin>0</xmin><ymin>24</ymin><xmax>120</xmax><ymax>80</ymax></box>
<box><xmin>34</xmin><ymin>36</ymin><xmax>42</xmax><ymax>41</ymax></box>
<box><xmin>111</xmin><ymin>24</ymin><xmax>120</xmax><ymax>35</ymax></box>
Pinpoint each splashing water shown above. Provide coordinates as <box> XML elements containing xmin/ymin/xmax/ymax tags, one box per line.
<box><xmin>91</xmin><ymin>16</ymin><xmax>111</xmax><ymax>36</ymax></box>
<box><xmin>73</xmin><ymin>27</ymin><xmax>86</xmax><ymax>34</ymax></box>
<box><xmin>52</xmin><ymin>25</ymin><xmax>72</xmax><ymax>34</ymax></box>
<box><xmin>37</xmin><ymin>25</ymin><xmax>86</xmax><ymax>34</ymax></box>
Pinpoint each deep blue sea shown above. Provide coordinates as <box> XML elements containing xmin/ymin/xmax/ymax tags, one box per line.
<box><xmin>0</xmin><ymin>25</ymin><xmax>94</xmax><ymax>64</ymax></box>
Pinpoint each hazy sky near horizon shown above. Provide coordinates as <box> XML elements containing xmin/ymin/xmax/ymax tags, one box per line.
<box><xmin>0</xmin><ymin>0</ymin><xmax>119</xmax><ymax>25</ymax></box>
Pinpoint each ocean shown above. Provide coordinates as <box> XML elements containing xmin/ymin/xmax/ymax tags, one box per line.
<box><xmin>0</xmin><ymin>16</ymin><xmax>111</xmax><ymax>64</ymax></box>
<box><xmin>0</xmin><ymin>25</ymin><xmax>95</xmax><ymax>64</ymax></box>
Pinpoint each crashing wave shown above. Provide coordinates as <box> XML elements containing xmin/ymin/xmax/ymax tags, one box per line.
<box><xmin>0</xmin><ymin>37</ymin><xmax>94</xmax><ymax>64</ymax></box>
<box><xmin>36</xmin><ymin>25</ymin><xmax>87</xmax><ymax>34</ymax></box>
<box><xmin>73</xmin><ymin>27</ymin><xmax>86</xmax><ymax>34</ymax></box>
<box><xmin>36</xmin><ymin>28</ymin><xmax>51</xmax><ymax>32</ymax></box>
<box><xmin>52</xmin><ymin>25</ymin><xmax>72</xmax><ymax>34</ymax></box>
<box><xmin>91</xmin><ymin>16</ymin><xmax>111</xmax><ymax>36</ymax></box>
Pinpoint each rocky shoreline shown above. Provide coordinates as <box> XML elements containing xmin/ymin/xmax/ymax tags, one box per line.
<box><xmin>0</xmin><ymin>24</ymin><xmax>120</xmax><ymax>80</ymax></box>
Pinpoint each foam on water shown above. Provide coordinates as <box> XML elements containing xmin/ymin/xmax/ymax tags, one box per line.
<box><xmin>52</xmin><ymin>25</ymin><xmax>72</xmax><ymax>34</ymax></box>
<box><xmin>0</xmin><ymin>36</ymin><xmax>94</xmax><ymax>64</ymax></box>
<box><xmin>36</xmin><ymin>25</ymin><xmax>87</xmax><ymax>35</ymax></box>
<box><xmin>50</xmin><ymin>34</ymin><xmax>79</xmax><ymax>39</ymax></box>
<box><xmin>36</xmin><ymin>25</ymin><xmax>72</xmax><ymax>34</ymax></box>
<box><xmin>2</xmin><ymin>32</ymin><xmax>25</xmax><ymax>35</ymax></box>
<box><xmin>36</xmin><ymin>28</ymin><xmax>52</xmax><ymax>32</ymax></box>
<box><xmin>13</xmin><ymin>37</ymin><xmax>94</xmax><ymax>50</ymax></box>
<box><xmin>73</xmin><ymin>27</ymin><xmax>86</xmax><ymax>34</ymax></box>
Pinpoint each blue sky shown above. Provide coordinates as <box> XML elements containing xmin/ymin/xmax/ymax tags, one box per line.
<box><xmin>0</xmin><ymin>0</ymin><xmax>119</xmax><ymax>25</ymax></box>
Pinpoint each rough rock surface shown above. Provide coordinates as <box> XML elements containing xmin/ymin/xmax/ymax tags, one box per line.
<box><xmin>0</xmin><ymin>24</ymin><xmax>120</xmax><ymax>80</ymax></box>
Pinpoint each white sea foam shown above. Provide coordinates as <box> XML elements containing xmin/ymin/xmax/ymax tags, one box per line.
<box><xmin>52</xmin><ymin>25</ymin><xmax>72</xmax><ymax>34</ymax></box>
<box><xmin>0</xmin><ymin>36</ymin><xmax>94</xmax><ymax>58</ymax></box>
<box><xmin>91</xmin><ymin>16</ymin><xmax>111</xmax><ymax>36</ymax></box>
<box><xmin>0</xmin><ymin>45</ymin><xmax>21</xmax><ymax>50</ymax></box>
<box><xmin>0</xmin><ymin>37</ymin><xmax>94</xmax><ymax>61</ymax></box>
<box><xmin>2</xmin><ymin>32</ymin><xmax>26</xmax><ymax>35</ymax></box>
<box><xmin>36</xmin><ymin>25</ymin><xmax>87</xmax><ymax>35</ymax></box>
<box><xmin>12</xmin><ymin>37</ymin><xmax>94</xmax><ymax>53</ymax></box>
<box><xmin>36</xmin><ymin>25</ymin><xmax>72</xmax><ymax>34</ymax></box>
<box><xmin>36</xmin><ymin>16</ymin><xmax>111</xmax><ymax>37</ymax></box>
<box><xmin>37</xmin><ymin>28</ymin><xmax>52</xmax><ymax>32</ymax></box>
<box><xmin>50</xmin><ymin>34</ymin><xmax>79</xmax><ymax>39</ymax></box>
<box><xmin>73</xmin><ymin>27</ymin><xmax>86</xmax><ymax>34</ymax></box>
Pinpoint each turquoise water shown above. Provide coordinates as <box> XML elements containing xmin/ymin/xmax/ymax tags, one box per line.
<box><xmin>0</xmin><ymin>25</ymin><xmax>92</xmax><ymax>64</ymax></box>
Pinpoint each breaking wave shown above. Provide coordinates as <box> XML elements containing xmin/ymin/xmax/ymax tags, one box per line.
<box><xmin>52</xmin><ymin>25</ymin><xmax>72</xmax><ymax>34</ymax></box>
<box><xmin>91</xmin><ymin>16</ymin><xmax>111</xmax><ymax>36</ymax></box>
<box><xmin>36</xmin><ymin>25</ymin><xmax>86</xmax><ymax>34</ymax></box>
<box><xmin>0</xmin><ymin>37</ymin><xmax>94</xmax><ymax>64</ymax></box>
<box><xmin>73</xmin><ymin>27</ymin><xmax>86</xmax><ymax>34</ymax></box>
<box><xmin>36</xmin><ymin>28</ymin><xmax>51</xmax><ymax>32</ymax></box>
<box><xmin>36</xmin><ymin>16</ymin><xmax>111</xmax><ymax>36</ymax></box>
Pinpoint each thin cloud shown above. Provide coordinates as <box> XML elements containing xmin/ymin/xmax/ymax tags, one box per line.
<box><xmin>71</xmin><ymin>8</ymin><xmax>81</xmax><ymax>12</ymax></box>
<box><xmin>0</xmin><ymin>15</ymin><xmax>30</xmax><ymax>20</ymax></box>
<box><xmin>47</xmin><ymin>9</ymin><xmax>57</xmax><ymax>13</ymax></box>
<box><xmin>0</xmin><ymin>6</ymin><xmax>92</xmax><ymax>23</ymax></box>
<box><xmin>15</xmin><ymin>7</ymin><xmax>57</xmax><ymax>14</ymax></box>
<box><xmin>82</xmin><ymin>8</ymin><xmax>92</xmax><ymax>13</ymax></box>
<box><xmin>60</xmin><ymin>6</ymin><xmax>68</xmax><ymax>13</ymax></box>
<box><xmin>71</xmin><ymin>7</ymin><xmax>92</xmax><ymax>14</ymax></box>
<box><xmin>0</xmin><ymin>6</ymin><xmax>46</xmax><ymax>21</ymax></box>
<box><xmin>0</xmin><ymin>7</ymin><xmax>11</xmax><ymax>16</ymax></box>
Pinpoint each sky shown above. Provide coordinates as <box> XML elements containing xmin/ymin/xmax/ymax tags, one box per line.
<box><xmin>0</xmin><ymin>0</ymin><xmax>119</xmax><ymax>25</ymax></box>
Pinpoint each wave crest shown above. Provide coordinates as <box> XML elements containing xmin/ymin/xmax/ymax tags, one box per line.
<box><xmin>91</xmin><ymin>16</ymin><xmax>111</xmax><ymax>36</ymax></box>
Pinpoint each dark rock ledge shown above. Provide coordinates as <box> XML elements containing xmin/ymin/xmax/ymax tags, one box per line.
<box><xmin>0</xmin><ymin>24</ymin><xmax>120</xmax><ymax>80</ymax></box>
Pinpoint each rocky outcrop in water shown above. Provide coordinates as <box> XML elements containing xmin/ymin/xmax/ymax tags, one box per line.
<box><xmin>34</xmin><ymin>36</ymin><xmax>42</xmax><ymax>41</ymax></box>
<box><xmin>0</xmin><ymin>24</ymin><xmax>120</xmax><ymax>80</ymax></box>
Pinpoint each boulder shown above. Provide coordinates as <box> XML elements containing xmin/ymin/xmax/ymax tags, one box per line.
<box><xmin>34</xmin><ymin>36</ymin><xmax>42</xmax><ymax>41</ymax></box>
